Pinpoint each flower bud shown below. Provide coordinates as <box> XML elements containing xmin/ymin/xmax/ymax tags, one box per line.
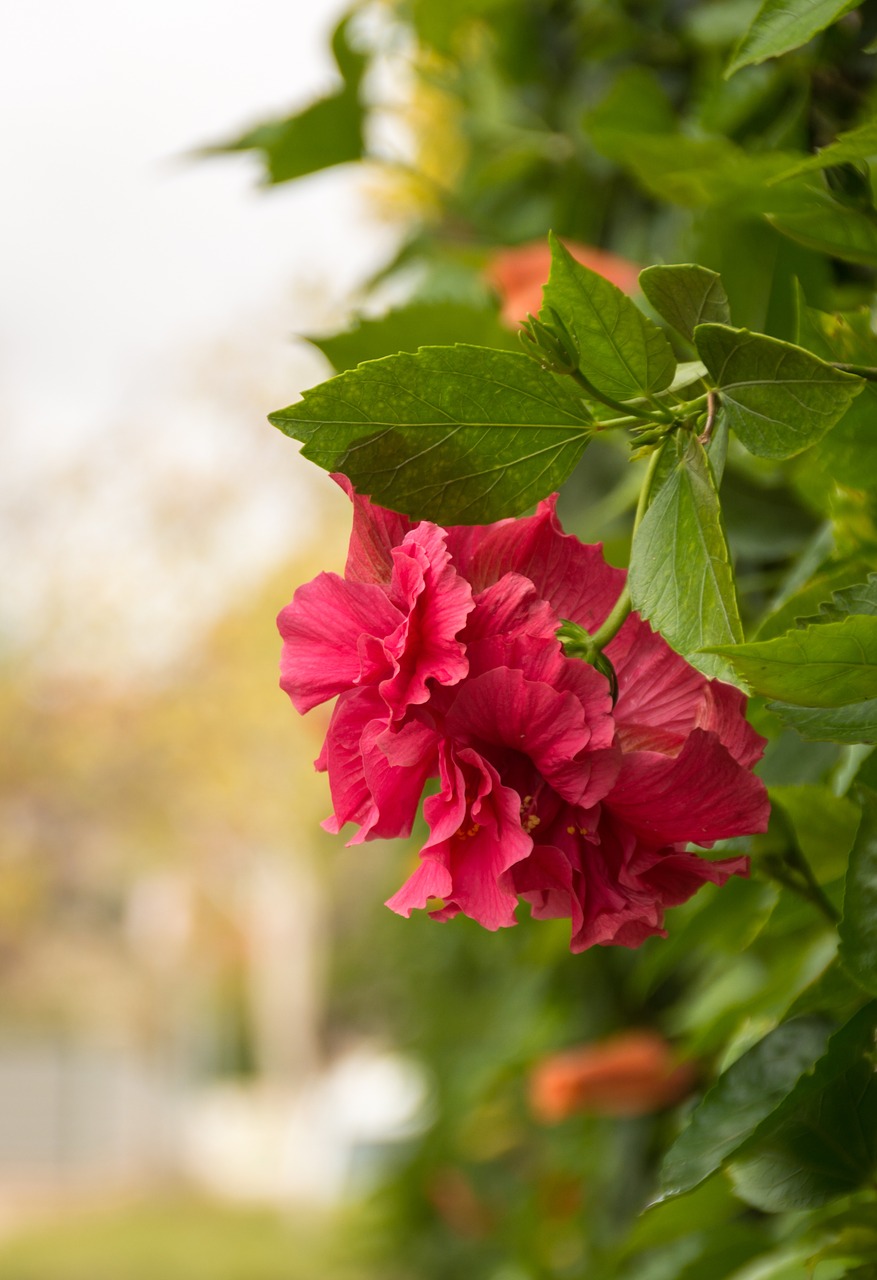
<box><xmin>529</xmin><ymin>1031</ymin><xmax>697</xmax><ymax>1121</ymax></box>
<box><xmin>519</xmin><ymin>309</ymin><xmax>580</xmax><ymax>376</ymax></box>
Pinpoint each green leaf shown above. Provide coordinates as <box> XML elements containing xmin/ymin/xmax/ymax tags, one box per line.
<box><xmin>541</xmin><ymin>232</ymin><xmax>676</xmax><ymax>401</ymax></box>
<box><xmin>794</xmin><ymin>298</ymin><xmax>877</xmax><ymax>493</ymax></box>
<box><xmin>309</xmin><ymin>302</ymin><xmax>517</xmax><ymax>374</ymax></box>
<box><xmin>223</xmin><ymin>95</ymin><xmax>362</xmax><ymax>185</ymax></box>
<box><xmin>729</xmin><ymin>1006</ymin><xmax>877</xmax><ymax>1211</ymax></box>
<box><xmin>839</xmin><ymin>787</ymin><xmax>877</xmax><ymax>996</ymax></box>
<box><xmin>784</xmin><ymin>957</ymin><xmax>868</xmax><ymax>1021</ymax></box>
<box><xmin>771</xmin><ymin>784</ymin><xmax>861</xmax><ymax>884</ymax></box>
<box><xmin>708</xmin><ymin>616</ymin><xmax>877</xmax><ymax>707</ymax></box>
<box><xmin>628</xmin><ymin>432</ymin><xmax>742</xmax><ymax>682</ymax></box>
<box><xmin>771</xmin><ymin>119</ymin><xmax>877</xmax><ymax>181</ymax></box>
<box><xmin>816</xmin><ymin>574</ymin><xmax>877</xmax><ymax>622</ymax></box>
<box><xmin>207</xmin><ymin>16</ymin><xmax>364</xmax><ymax>184</ymax></box>
<box><xmin>658</xmin><ymin>1017</ymin><xmax>834</xmax><ymax>1199</ymax></box>
<box><xmin>756</xmin><ymin>560</ymin><xmax>876</xmax><ymax>641</ymax></box>
<box><xmin>726</xmin><ymin>0</ymin><xmax>860</xmax><ymax>76</ymax></box>
<box><xmin>587</xmin><ymin>128</ymin><xmax>803</xmax><ymax>211</ymax></box>
<box><xmin>770</xmin><ymin>699</ymin><xmax>877</xmax><ymax>745</ymax></box>
<box><xmin>269</xmin><ymin>345</ymin><xmax>593</xmax><ymax>525</ymax></box>
<box><xmin>768</xmin><ymin>202</ymin><xmax>877</xmax><ymax>267</ymax></box>
<box><xmin>694</xmin><ymin>324</ymin><xmax>863</xmax><ymax>460</ymax></box>
<box><xmin>639</xmin><ymin>265</ymin><xmax>731</xmax><ymax>344</ymax></box>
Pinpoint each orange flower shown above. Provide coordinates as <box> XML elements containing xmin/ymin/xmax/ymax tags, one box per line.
<box><xmin>487</xmin><ymin>239</ymin><xmax>640</xmax><ymax>326</ymax></box>
<box><xmin>529</xmin><ymin>1031</ymin><xmax>697</xmax><ymax>1122</ymax></box>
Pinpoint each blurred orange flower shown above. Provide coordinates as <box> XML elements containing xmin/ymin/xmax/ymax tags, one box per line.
<box><xmin>487</xmin><ymin>239</ymin><xmax>641</xmax><ymax>326</ymax></box>
<box><xmin>529</xmin><ymin>1030</ymin><xmax>697</xmax><ymax>1121</ymax></box>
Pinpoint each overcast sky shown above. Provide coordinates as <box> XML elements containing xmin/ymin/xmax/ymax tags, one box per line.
<box><xmin>1</xmin><ymin>0</ymin><xmax>395</xmax><ymax>451</ymax></box>
<box><xmin>1</xmin><ymin>0</ymin><xmax>400</xmax><ymax>675</ymax></box>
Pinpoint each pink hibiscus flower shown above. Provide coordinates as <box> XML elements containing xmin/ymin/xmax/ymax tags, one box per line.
<box><xmin>278</xmin><ymin>478</ymin><xmax>770</xmax><ymax>952</ymax></box>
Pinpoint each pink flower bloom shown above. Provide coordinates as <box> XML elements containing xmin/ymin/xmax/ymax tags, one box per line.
<box><xmin>278</xmin><ymin>478</ymin><xmax>770</xmax><ymax>952</ymax></box>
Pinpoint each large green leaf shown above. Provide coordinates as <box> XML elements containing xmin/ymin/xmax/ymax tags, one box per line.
<box><xmin>541</xmin><ymin>232</ymin><xmax>676</xmax><ymax>401</ymax></box>
<box><xmin>729</xmin><ymin>1005</ymin><xmax>877</xmax><ymax>1211</ymax></box>
<box><xmin>839</xmin><ymin>786</ymin><xmax>877</xmax><ymax>996</ymax></box>
<box><xmin>726</xmin><ymin>0</ymin><xmax>860</xmax><ymax>76</ymax></box>
<box><xmin>694</xmin><ymin>324</ymin><xmax>863</xmax><ymax>460</ymax></box>
<box><xmin>639</xmin><ymin>265</ymin><xmax>731</xmax><ymax>345</ymax></box>
<box><xmin>770</xmin><ymin>699</ymin><xmax>877</xmax><ymax>745</ymax></box>
<box><xmin>768</xmin><ymin>202</ymin><xmax>877</xmax><ymax>267</ymax></box>
<box><xmin>628</xmin><ymin>432</ymin><xmax>742</xmax><ymax>682</ymax></box>
<box><xmin>309</xmin><ymin>302</ymin><xmax>517</xmax><ymax>374</ymax></box>
<box><xmin>269</xmin><ymin>345</ymin><xmax>593</xmax><ymax>524</ymax></box>
<box><xmin>708</xmin><ymin>616</ymin><xmax>877</xmax><ymax>706</ymax></box>
<box><xmin>658</xmin><ymin>1017</ymin><xmax>834</xmax><ymax>1199</ymax></box>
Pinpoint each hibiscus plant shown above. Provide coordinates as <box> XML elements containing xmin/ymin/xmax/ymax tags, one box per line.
<box><xmin>218</xmin><ymin>0</ymin><xmax>877</xmax><ymax>1275</ymax></box>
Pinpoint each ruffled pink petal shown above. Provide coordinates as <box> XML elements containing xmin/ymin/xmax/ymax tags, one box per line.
<box><xmin>380</xmin><ymin>524</ymin><xmax>474</xmax><ymax>717</ymax></box>
<box><xmin>462</xmin><ymin>573</ymin><xmax>559</xmax><ymax>649</ymax></box>
<box><xmin>332</xmin><ymin>473</ymin><xmax>415</xmax><ymax>585</ymax></box>
<box><xmin>385</xmin><ymin>858</ymin><xmax>453</xmax><ymax>917</ymax></box>
<box><xmin>278</xmin><ymin>572</ymin><xmax>401</xmax><ymax>713</ymax></box>
<box><xmin>631</xmin><ymin>846</ymin><xmax>750</xmax><ymax>907</ymax></box>
<box><xmin>695</xmin><ymin>681</ymin><xmax>767</xmax><ymax>769</ymax></box>
<box><xmin>514</xmin><ymin>841</ymin><xmax>584</xmax><ymax>937</ymax></box>
<box><xmin>387</xmin><ymin>745</ymin><xmax>531</xmax><ymax>930</ymax></box>
<box><xmin>448</xmin><ymin>494</ymin><xmax>625</xmax><ymax>630</ymax></box>
<box><xmin>447</xmin><ymin>667</ymin><xmax>618</xmax><ymax>808</ymax></box>
<box><xmin>322</xmin><ymin>691</ymin><xmax>439</xmax><ymax>843</ymax></box>
<box><xmin>605</xmin><ymin>729</ymin><xmax>770</xmax><ymax>847</ymax></box>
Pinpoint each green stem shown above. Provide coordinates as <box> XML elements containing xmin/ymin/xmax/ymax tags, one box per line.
<box><xmin>762</xmin><ymin>851</ymin><xmax>840</xmax><ymax>925</ymax></box>
<box><xmin>634</xmin><ymin>442</ymin><xmax>667</xmax><ymax>534</ymax></box>
<box><xmin>586</xmin><ymin>440</ymin><xmax>668</xmax><ymax>654</ymax></box>
<box><xmin>832</xmin><ymin>362</ymin><xmax>877</xmax><ymax>382</ymax></box>
<box><xmin>785</xmin><ymin>845</ymin><xmax>841</xmax><ymax>924</ymax></box>
<box><xmin>570</xmin><ymin>369</ymin><xmax>670</xmax><ymax>424</ymax></box>
<box><xmin>590</xmin><ymin>586</ymin><xmax>632</xmax><ymax>651</ymax></box>
<box><xmin>592</xmin><ymin>414</ymin><xmax>649</xmax><ymax>431</ymax></box>
<box><xmin>666</xmin><ymin>392</ymin><xmax>709</xmax><ymax>415</ymax></box>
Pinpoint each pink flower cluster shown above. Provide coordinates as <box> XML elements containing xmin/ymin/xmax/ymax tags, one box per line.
<box><xmin>278</xmin><ymin>478</ymin><xmax>769</xmax><ymax>951</ymax></box>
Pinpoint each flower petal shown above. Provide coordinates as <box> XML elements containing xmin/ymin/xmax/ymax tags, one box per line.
<box><xmin>332</xmin><ymin>473</ymin><xmax>415</xmax><ymax>585</ymax></box>
<box><xmin>381</xmin><ymin>524</ymin><xmax>474</xmax><ymax>717</ymax></box>
<box><xmin>278</xmin><ymin>573</ymin><xmax>401</xmax><ymax>713</ymax></box>
<box><xmin>322</xmin><ymin>691</ymin><xmax>439</xmax><ymax>843</ymax></box>
<box><xmin>449</xmin><ymin>494</ymin><xmax>626</xmax><ymax>629</ymax></box>
<box><xmin>388</xmin><ymin>745</ymin><xmax>531</xmax><ymax>931</ymax></box>
<box><xmin>606</xmin><ymin>729</ymin><xmax>770</xmax><ymax>847</ymax></box>
<box><xmin>695</xmin><ymin>680</ymin><xmax>766</xmax><ymax>769</ymax></box>
<box><xmin>447</xmin><ymin>667</ymin><xmax>618</xmax><ymax>808</ymax></box>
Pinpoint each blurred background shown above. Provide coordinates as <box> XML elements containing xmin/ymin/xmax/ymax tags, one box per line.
<box><xmin>1</xmin><ymin>1</ymin><xmax>413</xmax><ymax>1274</ymax></box>
<box><xmin>3</xmin><ymin>0</ymin><xmax>876</xmax><ymax>1276</ymax></box>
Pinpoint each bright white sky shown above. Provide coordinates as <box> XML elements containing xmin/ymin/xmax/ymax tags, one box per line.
<box><xmin>0</xmin><ymin>0</ymin><xmax>401</xmax><ymax>675</ymax></box>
